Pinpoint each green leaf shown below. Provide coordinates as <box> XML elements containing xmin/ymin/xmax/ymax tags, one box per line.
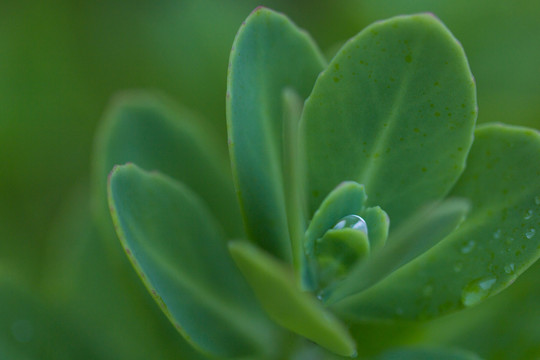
<box><xmin>227</xmin><ymin>7</ymin><xmax>327</xmax><ymax>260</ymax></box>
<box><xmin>41</xmin><ymin>185</ymin><xmax>206</xmax><ymax>360</ymax></box>
<box><xmin>423</xmin><ymin>260</ymin><xmax>540</xmax><ymax>360</ymax></box>
<box><xmin>328</xmin><ymin>199</ymin><xmax>469</xmax><ymax>306</ymax></box>
<box><xmin>92</xmin><ymin>91</ymin><xmax>243</xmax><ymax>241</ymax></box>
<box><xmin>302</xmin><ymin>14</ymin><xmax>477</xmax><ymax>227</ymax></box>
<box><xmin>329</xmin><ymin>124</ymin><xmax>540</xmax><ymax>321</ymax></box>
<box><xmin>376</xmin><ymin>347</ymin><xmax>482</xmax><ymax>360</ymax></box>
<box><xmin>108</xmin><ymin>164</ymin><xmax>279</xmax><ymax>358</ymax></box>
<box><xmin>228</xmin><ymin>241</ymin><xmax>356</xmax><ymax>357</ymax></box>
<box><xmin>360</xmin><ymin>206</ymin><xmax>390</xmax><ymax>251</ymax></box>
<box><xmin>305</xmin><ymin>182</ymin><xmax>367</xmax><ymax>257</ymax></box>
<box><xmin>282</xmin><ymin>88</ymin><xmax>309</xmax><ymax>282</ymax></box>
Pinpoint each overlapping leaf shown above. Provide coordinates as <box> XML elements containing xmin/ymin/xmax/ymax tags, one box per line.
<box><xmin>227</xmin><ymin>7</ymin><xmax>326</xmax><ymax>260</ymax></box>
<box><xmin>329</xmin><ymin>125</ymin><xmax>540</xmax><ymax>321</ymax></box>
<box><xmin>302</xmin><ymin>14</ymin><xmax>477</xmax><ymax>227</ymax></box>
<box><xmin>108</xmin><ymin>164</ymin><xmax>279</xmax><ymax>358</ymax></box>
<box><xmin>93</xmin><ymin>91</ymin><xmax>242</xmax><ymax>242</ymax></box>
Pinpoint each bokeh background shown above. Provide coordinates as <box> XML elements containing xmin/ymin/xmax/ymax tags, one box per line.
<box><xmin>1</xmin><ymin>0</ymin><xmax>539</xmax><ymax>358</ymax></box>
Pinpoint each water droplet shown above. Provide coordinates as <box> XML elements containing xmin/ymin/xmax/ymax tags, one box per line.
<box><xmin>461</xmin><ymin>276</ymin><xmax>497</xmax><ymax>307</ymax></box>
<box><xmin>11</xmin><ymin>319</ymin><xmax>33</xmax><ymax>343</ymax></box>
<box><xmin>526</xmin><ymin>229</ymin><xmax>536</xmax><ymax>239</ymax></box>
<box><xmin>535</xmin><ymin>196</ymin><xmax>540</xmax><ymax>205</ymax></box>
<box><xmin>504</xmin><ymin>263</ymin><xmax>515</xmax><ymax>274</ymax></box>
<box><xmin>454</xmin><ymin>262</ymin><xmax>463</xmax><ymax>272</ymax></box>
<box><xmin>461</xmin><ymin>240</ymin><xmax>476</xmax><ymax>254</ymax></box>
<box><xmin>333</xmin><ymin>215</ymin><xmax>368</xmax><ymax>236</ymax></box>
<box><xmin>524</xmin><ymin>209</ymin><xmax>534</xmax><ymax>220</ymax></box>
<box><xmin>505</xmin><ymin>237</ymin><xmax>515</xmax><ymax>245</ymax></box>
<box><xmin>493</xmin><ymin>229</ymin><xmax>502</xmax><ymax>239</ymax></box>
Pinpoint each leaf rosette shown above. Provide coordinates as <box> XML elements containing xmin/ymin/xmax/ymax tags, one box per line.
<box><xmin>102</xmin><ymin>7</ymin><xmax>540</xmax><ymax>359</ymax></box>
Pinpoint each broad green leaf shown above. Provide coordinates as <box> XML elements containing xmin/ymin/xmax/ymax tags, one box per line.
<box><xmin>328</xmin><ymin>199</ymin><xmax>469</xmax><ymax>305</ymax></box>
<box><xmin>328</xmin><ymin>124</ymin><xmax>540</xmax><ymax>321</ymax></box>
<box><xmin>108</xmin><ymin>164</ymin><xmax>279</xmax><ymax>358</ymax></box>
<box><xmin>302</xmin><ymin>14</ymin><xmax>477</xmax><ymax>227</ymax></box>
<box><xmin>376</xmin><ymin>347</ymin><xmax>482</xmax><ymax>360</ymax></box>
<box><xmin>227</xmin><ymin>7</ymin><xmax>327</xmax><ymax>260</ymax></box>
<box><xmin>422</xmin><ymin>260</ymin><xmax>540</xmax><ymax>360</ymax></box>
<box><xmin>92</xmin><ymin>91</ymin><xmax>242</xmax><ymax>243</ymax></box>
<box><xmin>228</xmin><ymin>241</ymin><xmax>356</xmax><ymax>357</ymax></box>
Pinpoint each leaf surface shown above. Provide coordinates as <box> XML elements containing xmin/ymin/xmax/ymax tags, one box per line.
<box><xmin>329</xmin><ymin>125</ymin><xmax>540</xmax><ymax>321</ymax></box>
<box><xmin>328</xmin><ymin>199</ymin><xmax>469</xmax><ymax>304</ymax></box>
<box><xmin>228</xmin><ymin>241</ymin><xmax>356</xmax><ymax>357</ymax></box>
<box><xmin>93</xmin><ymin>91</ymin><xmax>242</xmax><ymax>241</ymax></box>
<box><xmin>108</xmin><ymin>164</ymin><xmax>278</xmax><ymax>358</ymax></box>
<box><xmin>302</xmin><ymin>14</ymin><xmax>477</xmax><ymax>227</ymax></box>
<box><xmin>227</xmin><ymin>7</ymin><xmax>326</xmax><ymax>260</ymax></box>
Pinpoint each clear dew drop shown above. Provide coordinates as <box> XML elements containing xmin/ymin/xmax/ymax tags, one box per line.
<box><xmin>493</xmin><ymin>229</ymin><xmax>502</xmax><ymax>240</ymax></box>
<box><xmin>461</xmin><ymin>276</ymin><xmax>497</xmax><ymax>307</ymax></box>
<box><xmin>461</xmin><ymin>240</ymin><xmax>476</xmax><ymax>254</ymax></box>
<box><xmin>526</xmin><ymin>229</ymin><xmax>536</xmax><ymax>239</ymax></box>
<box><xmin>524</xmin><ymin>209</ymin><xmax>534</xmax><ymax>220</ymax></box>
<box><xmin>535</xmin><ymin>196</ymin><xmax>540</xmax><ymax>205</ymax></box>
<box><xmin>454</xmin><ymin>262</ymin><xmax>463</xmax><ymax>272</ymax></box>
<box><xmin>504</xmin><ymin>263</ymin><xmax>515</xmax><ymax>274</ymax></box>
<box><xmin>333</xmin><ymin>215</ymin><xmax>368</xmax><ymax>236</ymax></box>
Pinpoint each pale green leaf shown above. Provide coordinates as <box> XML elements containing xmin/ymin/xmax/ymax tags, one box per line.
<box><xmin>108</xmin><ymin>164</ymin><xmax>279</xmax><ymax>358</ymax></box>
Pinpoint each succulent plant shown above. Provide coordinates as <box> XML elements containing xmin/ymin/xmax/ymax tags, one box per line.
<box><xmin>95</xmin><ymin>7</ymin><xmax>539</xmax><ymax>360</ymax></box>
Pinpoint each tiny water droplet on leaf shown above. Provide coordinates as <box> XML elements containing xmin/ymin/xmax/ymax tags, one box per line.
<box><xmin>333</xmin><ymin>215</ymin><xmax>368</xmax><ymax>236</ymax></box>
<box><xmin>461</xmin><ymin>276</ymin><xmax>497</xmax><ymax>307</ymax></box>
<box><xmin>460</xmin><ymin>240</ymin><xmax>476</xmax><ymax>254</ymax></box>
<box><xmin>525</xmin><ymin>229</ymin><xmax>536</xmax><ymax>239</ymax></box>
<box><xmin>504</xmin><ymin>263</ymin><xmax>515</xmax><ymax>274</ymax></box>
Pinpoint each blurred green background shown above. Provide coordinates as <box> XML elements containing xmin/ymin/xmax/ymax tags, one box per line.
<box><xmin>1</xmin><ymin>0</ymin><xmax>539</xmax><ymax>358</ymax></box>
